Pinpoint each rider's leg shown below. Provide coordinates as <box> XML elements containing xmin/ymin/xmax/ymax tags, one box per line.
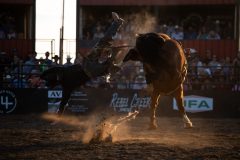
<box><xmin>98</xmin><ymin>12</ymin><xmax>124</xmax><ymax>75</ymax></box>
<box><xmin>83</xmin><ymin>12</ymin><xmax>124</xmax><ymax>78</ymax></box>
<box><xmin>97</xmin><ymin>12</ymin><xmax>124</xmax><ymax>48</ymax></box>
<box><xmin>104</xmin><ymin>12</ymin><xmax>124</xmax><ymax>38</ymax></box>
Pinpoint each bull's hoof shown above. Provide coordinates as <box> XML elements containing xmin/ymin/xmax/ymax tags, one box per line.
<box><xmin>148</xmin><ymin>124</ymin><xmax>158</xmax><ymax>130</ymax></box>
<box><xmin>149</xmin><ymin>118</ymin><xmax>158</xmax><ymax>130</ymax></box>
<box><xmin>184</xmin><ymin>122</ymin><xmax>193</xmax><ymax>129</ymax></box>
<box><xmin>182</xmin><ymin>114</ymin><xmax>193</xmax><ymax>129</ymax></box>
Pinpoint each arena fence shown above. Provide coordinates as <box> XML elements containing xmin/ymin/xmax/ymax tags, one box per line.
<box><xmin>0</xmin><ymin>64</ymin><xmax>239</xmax><ymax>90</ymax></box>
<box><xmin>0</xmin><ymin>63</ymin><xmax>240</xmax><ymax>88</ymax></box>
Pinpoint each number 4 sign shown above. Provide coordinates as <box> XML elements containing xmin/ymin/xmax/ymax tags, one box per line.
<box><xmin>0</xmin><ymin>90</ymin><xmax>17</xmax><ymax>114</ymax></box>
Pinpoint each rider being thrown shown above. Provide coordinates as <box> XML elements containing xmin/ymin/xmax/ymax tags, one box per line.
<box><xmin>82</xmin><ymin>12</ymin><xmax>124</xmax><ymax>79</ymax></box>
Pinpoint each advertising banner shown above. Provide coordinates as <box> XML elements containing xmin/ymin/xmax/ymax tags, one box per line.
<box><xmin>48</xmin><ymin>89</ymin><xmax>151</xmax><ymax>113</ymax></box>
<box><xmin>109</xmin><ymin>92</ymin><xmax>151</xmax><ymax>112</ymax></box>
<box><xmin>0</xmin><ymin>90</ymin><xmax>17</xmax><ymax>114</ymax></box>
<box><xmin>47</xmin><ymin>89</ymin><xmax>239</xmax><ymax>117</ymax></box>
<box><xmin>0</xmin><ymin>88</ymin><xmax>238</xmax><ymax>117</ymax></box>
<box><xmin>173</xmin><ymin>95</ymin><xmax>213</xmax><ymax>113</ymax></box>
<box><xmin>48</xmin><ymin>90</ymin><xmax>89</xmax><ymax>113</ymax></box>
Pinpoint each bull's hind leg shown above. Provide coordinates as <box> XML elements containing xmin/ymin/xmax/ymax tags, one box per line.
<box><xmin>149</xmin><ymin>90</ymin><xmax>160</xmax><ymax>129</ymax></box>
<box><xmin>173</xmin><ymin>85</ymin><xmax>193</xmax><ymax>128</ymax></box>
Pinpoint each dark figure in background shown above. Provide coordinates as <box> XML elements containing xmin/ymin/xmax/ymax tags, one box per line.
<box><xmin>52</xmin><ymin>55</ymin><xmax>60</xmax><ymax>66</ymax></box>
<box><xmin>23</xmin><ymin>51</ymin><xmax>38</xmax><ymax>74</ymax></box>
<box><xmin>123</xmin><ymin>33</ymin><xmax>193</xmax><ymax>129</ymax></box>
<box><xmin>41</xmin><ymin>12</ymin><xmax>124</xmax><ymax>116</ymax></box>
<box><xmin>44</xmin><ymin>51</ymin><xmax>53</xmax><ymax>66</ymax></box>
<box><xmin>63</xmin><ymin>56</ymin><xmax>73</xmax><ymax>67</ymax></box>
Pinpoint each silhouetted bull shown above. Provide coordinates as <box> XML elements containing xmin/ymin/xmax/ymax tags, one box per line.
<box><xmin>123</xmin><ymin>33</ymin><xmax>193</xmax><ymax>129</ymax></box>
<box><xmin>40</xmin><ymin>65</ymin><xmax>90</xmax><ymax>115</ymax></box>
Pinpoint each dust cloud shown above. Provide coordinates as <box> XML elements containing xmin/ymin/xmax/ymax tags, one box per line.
<box><xmin>113</xmin><ymin>11</ymin><xmax>158</xmax><ymax>63</ymax></box>
<box><xmin>128</xmin><ymin>11</ymin><xmax>157</xmax><ymax>34</ymax></box>
<box><xmin>41</xmin><ymin>111</ymin><xmax>139</xmax><ymax>144</ymax></box>
<box><xmin>39</xmin><ymin>113</ymin><xmax>240</xmax><ymax>149</ymax></box>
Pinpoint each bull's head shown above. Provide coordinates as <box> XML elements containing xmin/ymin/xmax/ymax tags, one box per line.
<box><xmin>122</xmin><ymin>34</ymin><xmax>142</xmax><ymax>62</ymax></box>
<box><xmin>123</xmin><ymin>48</ymin><xmax>142</xmax><ymax>62</ymax></box>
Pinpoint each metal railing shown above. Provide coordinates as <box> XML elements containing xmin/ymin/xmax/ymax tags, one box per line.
<box><xmin>0</xmin><ymin>63</ymin><xmax>239</xmax><ymax>91</ymax></box>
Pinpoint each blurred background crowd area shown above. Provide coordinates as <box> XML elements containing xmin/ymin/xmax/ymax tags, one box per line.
<box><xmin>0</xmin><ymin>48</ymin><xmax>240</xmax><ymax>91</ymax></box>
<box><xmin>0</xmin><ymin>7</ymin><xmax>25</xmax><ymax>40</ymax></box>
<box><xmin>0</xmin><ymin>4</ymin><xmax>237</xmax><ymax>59</ymax></box>
<box><xmin>81</xmin><ymin>7</ymin><xmax>234</xmax><ymax>42</ymax></box>
<box><xmin>0</xmin><ymin>2</ymin><xmax>239</xmax><ymax>91</ymax></box>
<box><xmin>0</xmin><ymin>7</ymin><xmax>233</xmax><ymax>41</ymax></box>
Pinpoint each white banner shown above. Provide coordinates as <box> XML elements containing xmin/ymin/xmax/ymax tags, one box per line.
<box><xmin>173</xmin><ymin>95</ymin><xmax>213</xmax><ymax>113</ymax></box>
<box><xmin>48</xmin><ymin>90</ymin><xmax>62</xmax><ymax>98</ymax></box>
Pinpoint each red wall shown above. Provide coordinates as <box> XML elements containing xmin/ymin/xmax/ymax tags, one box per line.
<box><xmin>0</xmin><ymin>0</ymin><xmax>34</xmax><ymax>4</ymax></box>
<box><xmin>0</xmin><ymin>40</ymin><xmax>34</xmax><ymax>59</ymax></box>
<box><xmin>182</xmin><ymin>40</ymin><xmax>237</xmax><ymax>59</ymax></box>
<box><xmin>78</xmin><ymin>0</ymin><xmax>235</xmax><ymax>6</ymax></box>
<box><xmin>79</xmin><ymin>40</ymin><xmax>238</xmax><ymax>59</ymax></box>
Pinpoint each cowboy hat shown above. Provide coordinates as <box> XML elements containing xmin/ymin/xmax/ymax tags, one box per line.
<box><xmin>52</xmin><ymin>55</ymin><xmax>60</xmax><ymax>59</ymax></box>
<box><xmin>66</xmin><ymin>55</ymin><xmax>72</xmax><ymax>59</ymax></box>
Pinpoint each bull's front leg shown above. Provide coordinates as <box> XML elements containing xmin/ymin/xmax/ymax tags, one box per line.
<box><xmin>149</xmin><ymin>90</ymin><xmax>160</xmax><ymax>130</ymax></box>
<box><xmin>51</xmin><ymin>88</ymin><xmax>73</xmax><ymax>125</ymax></box>
<box><xmin>57</xmin><ymin>88</ymin><xmax>72</xmax><ymax>116</ymax></box>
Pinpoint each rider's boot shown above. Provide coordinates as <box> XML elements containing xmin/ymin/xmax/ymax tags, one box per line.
<box><xmin>112</xmin><ymin>12</ymin><xmax>124</xmax><ymax>25</ymax></box>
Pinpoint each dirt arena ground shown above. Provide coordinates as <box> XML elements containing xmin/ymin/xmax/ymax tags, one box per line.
<box><xmin>0</xmin><ymin>114</ymin><xmax>239</xmax><ymax>160</ymax></box>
